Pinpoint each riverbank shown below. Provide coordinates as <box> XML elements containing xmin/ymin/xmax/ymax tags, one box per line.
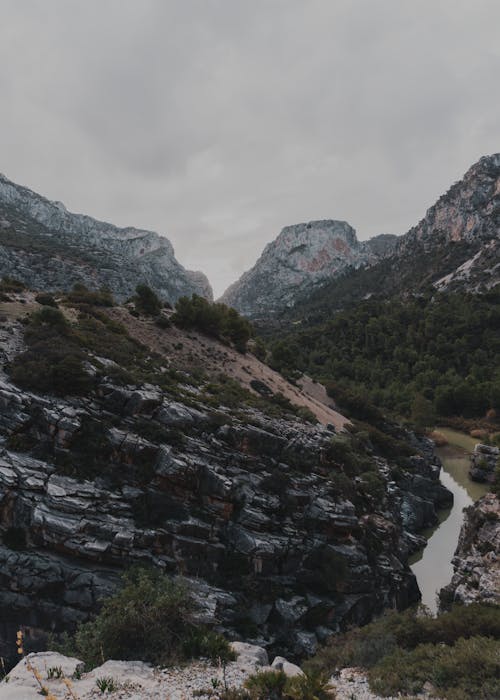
<box><xmin>410</xmin><ymin>428</ymin><xmax>488</xmax><ymax>611</ymax></box>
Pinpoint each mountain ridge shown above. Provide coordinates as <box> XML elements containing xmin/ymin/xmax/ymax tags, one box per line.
<box><xmin>0</xmin><ymin>172</ymin><xmax>213</xmax><ymax>303</ymax></box>
<box><xmin>220</xmin><ymin>220</ymin><xmax>397</xmax><ymax>317</ymax></box>
<box><xmin>222</xmin><ymin>153</ymin><xmax>499</xmax><ymax>318</ymax></box>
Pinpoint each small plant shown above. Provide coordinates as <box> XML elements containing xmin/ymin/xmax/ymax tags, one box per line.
<box><xmin>284</xmin><ymin>671</ymin><xmax>335</xmax><ymax>700</ymax></box>
<box><xmin>96</xmin><ymin>676</ymin><xmax>117</xmax><ymax>693</ymax></box>
<box><xmin>46</xmin><ymin>665</ymin><xmax>64</xmax><ymax>679</ymax></box>
<box><xmin>244</xmin><ymin>670</ymin><xmax>287</xmax><ymax>700</ymax></box>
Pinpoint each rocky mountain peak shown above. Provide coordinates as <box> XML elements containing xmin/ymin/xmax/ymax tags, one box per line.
<box><xmin>395</xmin><ymin>152</ymin><xmax>500</xmax><ymax>292</ymax></box>
<box><xmin>0</xmin><ymin>173</ymin><xmax>212</xmax><ymax>302</ymax></box>
<box><xmin>220</xmin><ymin>219</ymin><xmax>393</xmax><ymax>317</ymax></box>
<box><xmin>401</xmin><ymin>152</ymin><xmax>500</xmax><ymax>251</ymax></box>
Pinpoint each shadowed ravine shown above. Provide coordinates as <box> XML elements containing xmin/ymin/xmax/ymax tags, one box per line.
<box><xmin>410</xmin><ymin>429</ymin><xmax>488</xmax><ymax>612</ymax></box>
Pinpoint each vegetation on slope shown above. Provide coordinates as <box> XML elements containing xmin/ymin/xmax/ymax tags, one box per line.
<box><xmin>267</xmin><ymin>288</ymin><xmax>500</xmax><ymax>421</ymax></box>
<box><xmin>305</xmin><ymin>603</ymin><xmax>500</xmax><ymax>699</ymax></box>
<box><xmin>280</xmin><ymin>236</ymin><xmax>485</xmax><ymax>320</ymax></box>
<box><xmin>173</xmin><ymin>293</ymin><xmax>253</xmax><ymax>352</ymax></box>
<box><xmin>52</xmin><ymin>568</ymin><xmax>234</xmax><ymax>668</ymax></box>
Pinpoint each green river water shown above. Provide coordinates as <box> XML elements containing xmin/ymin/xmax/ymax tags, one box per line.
<box><xmin>409</xmin><ymin>428</ymin><xmax>488</xmax><ymax>612</ymax></box>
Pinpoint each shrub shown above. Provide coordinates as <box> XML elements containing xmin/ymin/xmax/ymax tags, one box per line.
<box><xmin>134</xmin><ymin>284</ymin><xmax>162</xmax><ymax>316</ymax></box>
<box><xmin>66</xmin><ymin>283</ymin><xmax>115</xmax><ymax>307</ymax></box>
<box><xmin>52</xmin><ymin>568</ymin><xmax>234</xmax><ymax>668</ymax></box>
<box><xmin>368</xmin><ymin>636</ymin><xmax>500</xmax><ymax>699</ymax></box>
<box><xmin>172</xmin><ymin>295</ymin><xmax>252</xmax><ymax>352</ymax></box>
<box><xmin>35</xmin><ymin>292</ymin><xmax>58</xmax><ymax>307</ymax></box>
<box><xmin>305</xmin><ymin>604</ymin><xmax>500</xmax><ymax>684</ymax></box>
<box><xmin>244</xmin><ymin>670</ymin><xmax>288</xmax><ymax>700</ymax></box>
<box><xmin>242</xmin><ymin>670</ymin><xmax>335</xmax><ymax>700</ymax></box>
<box><xmin>96</xmin><ymin>676</ymin><xmax>117</xmax><ymax>693</ymax></box>
<box><xmin>284</xmin><ymin>671</ymin><xmax>334</xmax><ymax>700</ymax></box>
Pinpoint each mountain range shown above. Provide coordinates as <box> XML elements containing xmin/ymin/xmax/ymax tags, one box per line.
<box><xmin>0</xmin><ymin>173</ymin><xmax>212</xmax><ymax>303</ymax></box>
<box><xmin>222</xmin><ymin>153</ymin><xmax>500</xmax><ymax>317</ymax></box>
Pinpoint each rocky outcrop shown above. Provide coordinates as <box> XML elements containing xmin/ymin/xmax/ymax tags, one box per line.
<box><xmin>402</xmin><ymin>154</ymin><xmax>500</xmax><ymax>251</ymax></box>
<box><xmin>439</xmin><ymin>492</ymin><xmax>500</xmax><ymax>609</ymax></box>
<box><xmin>400</xmin><ymin>153</ymin><xmax>500</xmax><ymax>293</ymax></box>
<box><xmin>469</xmin><ymin>443</ymin><xmax>499</xmax><ymax>484</ymax></box>
<box><xmin>1</xmin><ymin>643</ymin><xmax>307</xmax><ymax>699</ymax></box>
<box><xmin>224</xmin><ymin>154</ymin><xmax>500</xmax><ymax>318</ymax></box>
<box><xmin>0</xmin><ymin>173</ymin><xmax>212</xmax><ymax>302</ymax></box>
<box><xmin>0</xmin><ymin>363</ymin><xmax>450</xmax><ymax>665</ymax></box>
<box><xmin>220</xmin><ymin>221</ymin><xmax>396</xmax><ymax>317</ymax></box>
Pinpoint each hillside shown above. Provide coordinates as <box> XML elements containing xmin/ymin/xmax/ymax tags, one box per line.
<box><xmin>284</xmin><ymin>153</ymin><xmax>499</xmax><ymax>320</ymax></box>
<box><xmin>0</xmin><ymin>173</ymin><xmax>212</xmax><ymax>303</ymax></box>
<box><xmin>225</xmin><ymin>153</ymin><xmax>499</xmax><ymax>321</ymax></box>
<box><xmin>0</xmin><ymin>285</ymin><xmax>451</xmax><ymax>668</ymax></box>
<box><xmin>265</xmin><ymin>288</ymin><xmax>500</xmax><ymax>421</ymax></box>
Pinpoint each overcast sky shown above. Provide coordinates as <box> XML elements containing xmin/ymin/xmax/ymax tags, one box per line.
<box><xmin>1</xmin><ymin>1</ymin><xmax>499</xmax><ymax>296</ymax></box>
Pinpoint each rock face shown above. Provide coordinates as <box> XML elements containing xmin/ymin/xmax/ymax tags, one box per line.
<box><xmin>0</xmin><ymin>173</ymin><xmax>212</xmax><ymax>302</ymax></box>
<box><xmin>221</xmin><ymin>221</ymin><xmax>395</xmax><ymax>317</ymax></box>
<box><xmin>0</xmin><ymin>323</ymin><xmax>451</xmax><ymax>664</ymax></box>
<box><xmin>469</xmin><ymin>443</ymin><xmax>499</xmax><ymax>484</ymax></box>
<box><xmin>223</xmin><ymin>154</ymin><xmax>500</xmax><ymax>318</ymax></box>
<box><xmin>401</xmin><ymin>153</ymin><xmax>500</xmax><ymax>293</ymax></box>
<box><xmin>440</xmin><ymin>492</ymin><xmax>500</xmax><ymax>609</ymax></box>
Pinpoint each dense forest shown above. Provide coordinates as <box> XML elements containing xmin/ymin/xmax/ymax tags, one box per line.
<box><xmin>267</xmin><ymin>288</ymin><xmax>500</xmax><ymax>421</ymax></box>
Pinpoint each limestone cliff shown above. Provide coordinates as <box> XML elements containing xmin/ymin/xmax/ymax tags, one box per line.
<box><xmin>440</xmin><ymin>492</ymin><xmax>500</xmax><ymax>609</ymax></box>
<box><xmin>221</xmin><ymin>221</ymin><xmax>394</xmax><ymax>317</ymax></box>
<box><xmin>0</xmin><ymin>173</ymin><xmax>212</xmax><ymax>302</ymax></box>
<box><xmin>222</xmin><ymin>154</ymin><xmax>500</xmax><ymax>318</ymax></box>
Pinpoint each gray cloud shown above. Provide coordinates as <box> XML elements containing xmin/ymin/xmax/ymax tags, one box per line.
<box><xmin>1</xmin><ymin>0</ymin><xmax>499</xmax><ymax>295</ymax></box>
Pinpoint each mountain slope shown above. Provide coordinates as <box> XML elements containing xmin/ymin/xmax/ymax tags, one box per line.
<box><xmin>0</xmin><ymin>173</ymin><xmax>212</xmax><ymax>302</ymax></box>
<box><xmin>221</xmin><ymin>221</ymin><xmax>397</xmax><ymax>317</ymax></box>
<box><xmin>286</xmin><ymin>153</ymin><xmax>500</xmax><ymax>320</ymax></box>
<box><xmin>225</xmin><ymin>153</ymin><xmax>499</xmax><ymax>320</ymax></box>
<box><xmin>0</xmin><ymin>288</ymin><xmax>450</xmax><ymax>664</ymax></box>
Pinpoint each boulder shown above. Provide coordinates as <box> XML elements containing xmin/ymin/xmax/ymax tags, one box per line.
<box><xmin>271</xmin><ymin>656</ymin><xmax>305</xmax><ymax>677</ymax></box>
<box><xmin>231</xmin><ymin>641</ymin><xmax>269</xmax><ymax>667</ymax></box>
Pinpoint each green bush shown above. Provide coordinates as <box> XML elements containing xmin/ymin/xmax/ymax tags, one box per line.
<box><xmin>244</xmin><ymin>670</ymin><xmax>288</xmax><ymax>700</ymax></box>
<box><xmin>52</xmin><ymin>568</ymin><xmax>234</xmax><ymax>668</ymax></box>
<box><xmin>284</xmin><ymin>671</ymin><xmax>334</xmax><ymax>700</ymax></box>
<box><xmin>66</xmin><ymin>283</ymin><xmax>115</xmax><ymax>307</ymax></box>
<box><xmin>173</xmin><ymin>295</ymin><xmax>252</xmax><ymax>352</ymax></box>
<box><xmin>241</xmin><ymin>670</ymin><xmax>335</xmax><ymax>700</ymax></box>
<box><xmin>368</xmin><ymin>636</ymin><xmax>500</xmax><ymax>699</ymax></box>
<box><xmin>305</xmin><ymin>604</ymin><xmax>500</xmax><ymax>697</ymax></box>
<box><xmin>35</xmin><ymin>292</ymin><xmax>58</xmax><ymax>307</ymax></box>
<box><xmin>134</xmin><ymin>284</ymin><xmax>162</xmax><ymax>316</ymax></box>
<box><xmin>10</xmin><ymin>308</ymin><xmax>94</xmax><ymax>396</ymax></box>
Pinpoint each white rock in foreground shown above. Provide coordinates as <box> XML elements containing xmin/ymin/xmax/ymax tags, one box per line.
<box><xmin>271</xmin><ymin>655</ymin><xmax>305</xmax><ymax>677</ymax></box>
<box><xmin>230</xmin><ymin>641</ymin><xmax>269</xmax><ymax>667</ymax></box>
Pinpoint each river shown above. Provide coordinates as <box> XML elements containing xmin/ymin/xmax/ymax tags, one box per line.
<box><xmin>409</xmin><ymin>428</ymin><xmax>488</xmax><ymax>612</ymax></box>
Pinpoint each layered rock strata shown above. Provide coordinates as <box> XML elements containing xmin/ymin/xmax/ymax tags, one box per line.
<box><xmin>0</xmin><ymin>362</ymin><xmax>451</xmax><ymax>664</ymax></box>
